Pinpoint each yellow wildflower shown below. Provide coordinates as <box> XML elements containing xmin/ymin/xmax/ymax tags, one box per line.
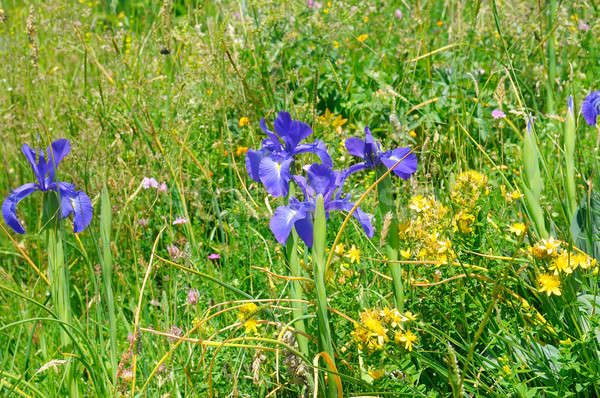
<box><xmin>334</xmin><ymin>243</ymin><xmax>345</xmax><ymax>255</ymax></box>
<box><xmin>235</xmin><ymin>146</ymin><xmax>248</xmax><ymax>156</ymax></box>
<box><xmin>347</xmin><ymin>245</ymin><xmax>361</xmax><ymax>263</ymax></box>
<box><xmin>238</xmin><ymin>302</ymin><xmax>258</xmax><ymax>319</ymax></box>
<box><xmin>573</xmin><ymin>253</ymin><xmax>596</xmax><ymax>269</ymax></box>
<box><xmin>409</xmin><ymin>130</ymin><xmax>417</xmax><ymax>138</ymax></box>
<box><xmin>450</xmin><ymin>170</ymin><xmax>488</xmax><ymax>207</ymax></box>
<box><xmin>368</xmin><ymin>369</ymin><xmax>386</xmax><ymax>380</ymax></box>
<box><xmin>455</xmin><ymin>210</ymin><xmax>475</xmax><ymax>234</ymax></box>
<box><xmin>357</xmin><ymin>34</ymin><xmax>368</xmax><ymax>43</ymax></box>
<box><xmin>238</xmin><ymin>116</ymin><xmax>250</xmax><ymax>127</ymax></box>
<box><xmin>408</xmin><ymin>195</ymin><xmax>430</xmax><ymax>213</ymax></box>
<box><xmin>403</xmin><ymin>311</ymin><xmax>417</xmax><ymax>321</ymax></box>
<box><xmin>243</xmin><ymin>319</ymin><xmax>259</xmax><ymax>334</ymax></box>
<box><xmin>333</xmin><ymin>40</ymin><xmax>340</xmax><ymax>48</ymax></box>
<box><xmin>559</xmin><ymin>337</ymin><xmax>572</xmax><ymax>345</ymax></box>
<box><xmin>531</xmin><ymin>238</ymin><xmax>561</xmax><ymax>259</ymax></box>
<box><xmin>351</xmin><ymin>309</ymin><xmax>388</xmax><ymax>351</ymax></box>
<box><xmin>395</xmin><ymin>329</ymin><xmax>418</xmax><ymax>351</ymax></box>
<box><xmin>549</xmin><ymin>252</ymin><xmax>576</xmax><ymax>274</ymax></box>
<box><xmin>381</xmin><ymin>307</ymin><xmax>404</xmax><ymax>328</ymax></box>
<box><xmin>506</xmin><ymin>190</ymin><xmax>523</xmax><ymax>202</ymax></box>
<box><xmin>538</xmin><ymin>273</ymin><xmax>561</xmax><ymax>296</ymax></box>
<box><xmin>400</xmin><ymin>248</ymin><xmax>411</xmax><ymax>259</ymax></box>
<box><xmin>508</xmin><ymin>223</ymin><xmax>526</xmax><ymax>236</ymax></box>
<box><xmin>502</xmin><ymin>364</ymin><xmax>511</xmax><ymax>375</ymax></box>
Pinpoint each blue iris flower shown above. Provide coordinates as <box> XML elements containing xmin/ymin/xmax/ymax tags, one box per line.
<box><xmin>582</xmin><ymin>90</ymin><xmax>600</xmax><ymax>126</ymax></box>
<box><xmin>245</xmin><ymin>111</ymin><xmax>332</xmax><ymax>197</ymax></box>
<box><xmin>269</xmin><ymin>163</ymin><xmax>374</xmax><ymax>248</ymax></box>
<box><xmin>2</xmin><ymin>139</ymin><xmax>93</xmax><ymax>234</ymax></box>
<box><xmin>344</xmin><ymin>127</ymin><xmax>417</xmax><ymax>179</ymax></box>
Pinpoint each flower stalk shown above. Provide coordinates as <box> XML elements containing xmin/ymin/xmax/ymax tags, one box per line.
<box><xmin>44</xmin><ymin>193</ymin><xmax>78</xmax><ymax>397</ymax></box>
<box><xmin>564</xmin><ymin>97</ymin><xmax>577</xmax><ymax>221</ymax></box>
<box><xmin>376</xmin><ymin>169</ymin><xmax>403</xmax><ymax>311</ymax></box>
<box><xmin>312</xmin><ymin>195</ymin><xmax>338</xmax><ymax>398</ymax></box>
<box><xmin>521</xmin><ymin>118</ymin><xmax>548</xmax><ymax>238</ymax></box>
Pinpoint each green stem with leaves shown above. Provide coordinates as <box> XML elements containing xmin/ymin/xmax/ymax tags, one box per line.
<box><xmin>285</xmin><ymin>229</ymin><xmax>310</xmax><ymax>360</ymax></box>
<box><xmin>312</xmin><ymin>195</ymin><xmax>339</xmax><ymax>398</ymax></box>
<box><xmin>45</xmin><ymin>193</ymin><xmax>78</xmax><ymax>397</ymax></box>
<box><xmin>376</xmin><ymin>169</ymin><xmax>403</xmax><ymax>310</ymax></box>
<box><xmin>99</xmin><ymin>185</ymin><xmax>118</xmax><ymax>384</ymax></box>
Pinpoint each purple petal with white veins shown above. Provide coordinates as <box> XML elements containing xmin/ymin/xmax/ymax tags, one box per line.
<box><xmin>258</xmin><ymin>154</ymin><xmax>293</xmax><ymax>197</ymax></box>
<box><xmin>327</xmin><ymin>199</ymin><xmax>374</xmax><ymax>238</ymax></box>
<box><xmin>274</xmin><ymin>111</ymin><xmax>313</xmax><ymax>151</ymax></box>
<box><xmin>294</xmin><ymin>139</ymin><xmax>333</xmax><ymax>167</ymax></box>
<box><xmin>582</xmin><ymin>91</ymin><xmax>600</xmax><ymax>126</ymax></box>
<box><xmin>379</xmin><ymin>148</ymin><xmax>418</xmax><ymax>180</ymax></box>
<box><xmin>294</xmin><ymin>214</ymin><xmax>314</xmax><ymax>247</ymax></box>
<box><xmin>259</xmin><ymin>118</ymin><xmax>282</xmax><ymax>148</ymax></box>
<box><xmin>47</xmin><ymin>139</ymin><xmax>71</xmax><ymax>181</ymax></box>
<box><xmin>345</xmin><ymin>136</ymin><xmax>366</xmax><ymax>159</ymax></box>
<box><xmin>245</xmin><ymin>149</ymin><xmax>267</xmax><ymax>182</ymax></box>
<box><xmin>56</xmin><ymin>183</ymin><xmax>93</xmax><ymax>233</ymax></box>
<box><xmin>307</xmin><ymin>163</ymin><xmax>336</xmax><ymax>197</ymax></box>
<box><xmin>1</xmin><ymin>183</ymin><xmax>40</xmax><ymax>234</ymax></box>
<box><xmin>292</xmin><ymin>175</ymin><xmax>314</xmax><ymax>201</ymax></box>
<box><xmin>269</xmin><ymin>205</ymin><xmax>306</xmax><ymax>245</ymax></box>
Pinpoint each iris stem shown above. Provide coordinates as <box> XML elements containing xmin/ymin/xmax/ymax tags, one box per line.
<box><xmin>376</xmin><ymin>168</ymin><xmax>403</xmax><ymax>311</ymax></box>
<box><xmin>312</xmin><ymin>195</ymin><xmax>339</xmax><ymax>398</ymax></box>
<box><xmin>45</xmin><ymin>193</ymin><xmax>78</xmax><ymax>397</ymax></box>
<box><xmin>286</xmin><ymin>229</ymin><xmax>310</xmax><ymax>358</ymax></box>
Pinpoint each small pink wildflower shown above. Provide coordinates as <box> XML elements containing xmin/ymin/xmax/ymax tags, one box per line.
<box><xmin>395</xmin><ymin>9</ymin><xmax>402</xmax><ymax>19</ymax></box>
<box><xmin>187</xmin><ymin>288</ymin><xmax>200</xmax><ymax>305</ymax></box>
<box><xmin>158</xmin><ymin>182</ymin><xmax>168</xmax><ymax>193</ymax></box>
<box><xmin>173</xmin><ymin>217</ymin><xmax>187</xmax><ymax>225</ymax></box>
<box><xmin>208</xmin><ymin>253</ymin><xmax>220</xmax><ymax>260</ymax></box>
<box><xmin>168</xmin><ymin>326</ymin><xmax>183</xmax><ymax>343</ymax></box>
<box><xmin>579</xmin><ymin>21</ymin><xmax>590</xmax><ymax>32</ymax></box>
<box><xmin>491</xmin><ymin>109</ymin><xmax>506</xmax><ymax>119</ymax></box>
<box><xmin>168</xmin><ymin>244</ymin><xmax>183</xmax><ymax>260</ymax></box>
<box><xmin>142</xmin><ymin>177</ymin><xmax>159</xmax><ymax>189</ymax></box>
<box><xmin>138</xmin><ymin>218</ymin><xmax>149</xmax><ymax>227</ymax></box>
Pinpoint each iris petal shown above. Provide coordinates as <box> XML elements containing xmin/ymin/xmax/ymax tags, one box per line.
<box><xmin>307</xmin><ymin>163</ymin><xmax>336</xmax><ymax>197</ymax></box>
<box><xmin>21</xmin><ymin>144</ymin><xmax>45</xmax><ymax>187</ymax></box>
<box><xmin>294</xmin><ymin>214</ymin><xmax>314</xmax><ymax>247</ymax></box>
<box><xmin>47</xmin><ymin>139</ymin><xmax>71</xmax><ymax>181</ymax></box>
<box><xmin>582</xmin><ymin>91</ymin><xmax>600</xmax><ymax>126</ymax></box>
<box><xmin>259</xmin><ymin>118</ymin><xmax>282</xmax><ymax>148</ymax></box>
<box><xmin>327</xmin><ymin>199</ymin><xmax>374</xmax><ymax>238</ymax></box>
<box><xmin>345</xmin><ymin>137</ymin><xmax>366</xmax><ymax>159</ymax></box>
<box><xmin>295</xmin><ymin>139</ymin><xmax>333</xmax><ymax>167</ymax></box>
<box><xmin>258</xmin><ymin>154</ymin><xmax>293</xmax><ymax>197</ymax></box>
<box><xmin>1</xmin><ymin>183</ymin><xmax>40</xmax><ymax>234</ymax></box>
<box><xmin>274</xmin><ymin>111</ymin><xmax>313</xmax><ymax>151</ymax></box>
<box><xmin>56</xmin><ymin>183</ymin><xmax>93</xmax><ymax>233</ymax></box>
<box><xmin>245</xmin><ymin>149</ymin><xmax>267</xmax><ymax>182</ymax></box>
<box><xmin>379</xmin><ymin>148</ymin><xmax>418</xmax><ymax>180</ymax></box>
<box><xmin>269</xmin><ymin>204</ymin><xmax>306</xmax><ymax>245</ymax></box>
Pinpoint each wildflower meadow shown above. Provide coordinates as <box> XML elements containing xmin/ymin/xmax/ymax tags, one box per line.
<box><xmin>2</xmin><ymin>0</ymin><xmax>600</xmax><ymax>396</ymax></box>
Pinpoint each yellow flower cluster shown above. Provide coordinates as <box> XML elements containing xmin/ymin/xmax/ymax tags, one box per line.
<box><xmin>529</xmin><ymin>238</ymin><xmax>597</xmax><ymax>297</ymax></box>
<box><xmin>237</xmin><ymin>303</ymin><xmax>260</xmax><ymax>334</ymax></box>
<box><xmin>450</xmin><ymin>170</ymin><xmax>489</xmax><ymax>208</ymax></box>
<box><xmin>351</xmin><ymin>307</ymin><xmax>418</xmax><ymax>352</ymax></box>
<box><xmin>317</xmin><ymin>109</ymin><xmax>347</xmax><ymax>132</ymax></box>
<box><xmin>449</xmin><ymin>170</ymin><xmax>489</xmax><ymax>234</ymax></box>
<box><xmin>401</xmin><ymin>195</ymin><xmax>454</xmax><ymax>264</ymax></box>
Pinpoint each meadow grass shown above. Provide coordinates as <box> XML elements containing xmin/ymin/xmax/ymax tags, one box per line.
<box><xmin>1</xmin><ymin>0</ymin><xmax>600</xmax><ymax>396</ymax></box>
